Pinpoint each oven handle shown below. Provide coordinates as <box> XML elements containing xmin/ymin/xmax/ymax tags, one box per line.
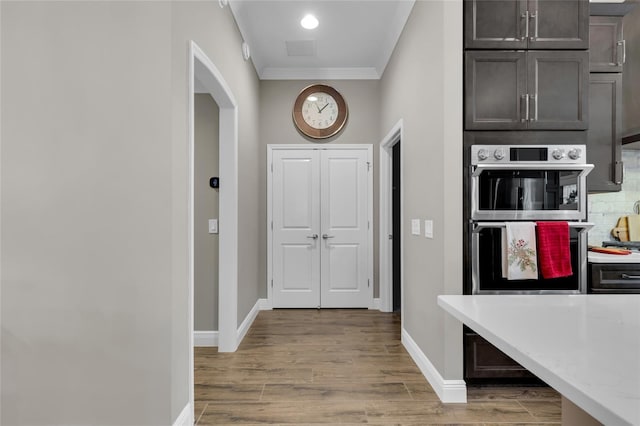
<box><xmin>621</xmin><ymin>273</ymin><xmax>640</xmax><ymax>280</ymax></box>
<box><xmin>471</xmin><ymin>163</ymin><xmax>594</xmax><ymax>177</ymax></box>
<box><xmin>471</xmin><ymin>221</ymin><xmax>594</xmax><ymax>233</ymax></box>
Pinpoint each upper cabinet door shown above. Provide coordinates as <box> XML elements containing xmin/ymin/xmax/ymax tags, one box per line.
<box><xmin>587</xmin><ymin>73</ymin><xmax>623</xmax><ymax>192</ymax></box>
<box><xmin>465</xmin><ymin>51</ymin><xmax>528</xmax><ymax>130</ymax></box>
<box><xmin>527</xmin><ymin>50</ymin><xmax>589</xmax><ymax>130</ymax></box>
<box><xmin>527</xmin><ymin>0</ymin><xmax>589</xmax><ymax>49</ymax></box>
<box><xmin>465</xmin><ymin>0</ymin><xmax>589</xmax><ymax>50</ymax></box>
<box><xmin>590</xmin><ymin>16</ymin><xmax>624</xmax><ymax>72</ymax></box>
<box><xmin>465</xmin><ymin>0</ymin><xmax>528</xmax><ymax>49</ymax></box>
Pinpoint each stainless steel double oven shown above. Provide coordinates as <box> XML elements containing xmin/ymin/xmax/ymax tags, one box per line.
<box><xmin>468</xmin><ymin>145</ymin><xmax>594</xmax><ymax>294</ymax></box>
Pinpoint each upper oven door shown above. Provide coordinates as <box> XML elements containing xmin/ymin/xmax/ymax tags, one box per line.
<box><xmin>471</xmin><ymin>163</ymin><xmax>593</xmax><ymax>221</ymax></box>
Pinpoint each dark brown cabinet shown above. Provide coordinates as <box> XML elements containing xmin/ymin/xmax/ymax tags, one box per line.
<box><xmin>465</xmin><ymin>0</ymin><xmax>589</xmax><ymax>50</ymax></box>
<box><xmin>590</xmin><ymin>16</ymin><xmax>625</xmax><ymax>72</ymax></box>
<box><xmin>587</xmin><ymin>73</ymin><xmax>623</xmax><ymax>192</ymax></box>
<box><xmin>464</xmin><ymin>331</ymin><xmax>536</xmax><ymax>379</ymax></box>
<box><xmin>465</xmin><ymin>50</ymin><xmax>589</xmax><ymax>130</ymax></box>
<box><xmin>589</xmin><ymin>263</ymin><xmax>640</xmax><ymax>293</ymax></box>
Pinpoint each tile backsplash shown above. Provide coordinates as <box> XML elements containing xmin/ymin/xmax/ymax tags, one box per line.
<box><xmin>588</xmin><ymin>150</ymin><xmax>640</xmax><ymax>245</ymax></box>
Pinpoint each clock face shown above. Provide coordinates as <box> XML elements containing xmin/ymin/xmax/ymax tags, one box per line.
<box><xmin>293</xmin><ymin>84</ymin><xmax>348</xmax><ymax>140</ymax></box>
<box><xmin>302</xmin><ymin>92</ymin><xmax>339</xmax><ymax>130</ymax></box>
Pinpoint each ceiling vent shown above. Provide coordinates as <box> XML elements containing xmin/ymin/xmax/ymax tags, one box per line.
<box><xmin>285</xmin><ymin>40</ymin><xmax>317</xmax><ymax>57</ymax></box>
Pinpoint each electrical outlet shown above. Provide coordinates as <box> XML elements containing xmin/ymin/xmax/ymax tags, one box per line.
<box><xmin>208</xmin><ymin>219</ymin><xmax>218</xmax><ymax>234</ymax></box>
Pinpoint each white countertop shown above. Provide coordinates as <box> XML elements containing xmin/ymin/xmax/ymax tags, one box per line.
<box><xmin>588</xmin><ymin>251</ymin><xmax>640</xmax><ymax>263</ymax></box>
<box><xmin>438</xmin><ymin>295</ymin><xmax>640</xmax><ymax>426</ymax></box>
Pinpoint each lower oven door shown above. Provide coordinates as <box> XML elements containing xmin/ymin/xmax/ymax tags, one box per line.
<box><xmin>471</xmin><ymin>222</ymin><xmax>592</xmax><ymax>294</ymax></box>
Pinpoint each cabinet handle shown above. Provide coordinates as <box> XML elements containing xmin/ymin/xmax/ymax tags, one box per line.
<box><xmin>529</xmin><ymin>11</ymin><xmax>538</xmax><ymax>42</ymax></box>
<box><xmin>614</xmin><ymin>161</ymin><xmax>623</xmax><ymax>185</ymax></box>
<box><xmin>530</xmin><ymin>94</ymin><xmax>537</xmax><ymax>122</ymax></box>
<box><xmin>617</xmin><ymin>40</ymin><xmax>626</xmax><ymax>66</ymax></box>
<box><xmin>521</xmin><ymin>10</ymin><xmax>529</xmax><ymax>41</ymax></box>
<box><xmin>322</xmin><ymin>234</ymin><xmax>334</xmax><ymax>239</ymax></box>
<box><xmin>521</xmin><ymin>94</ymin><xmax>529</xmax><ymax>122</ymax></box>
<box><xmin>307</xmin><ymin>234</ymin><xmax>319</xmax><ymax>240</ymax></box>
<box><xmin>621</xmin><ymin>273</ymin><xmax>640</xmax><ymax>280</ymax></box>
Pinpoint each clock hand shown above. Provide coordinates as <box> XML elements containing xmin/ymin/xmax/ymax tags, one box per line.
<box><xmin>319</xmin><ymin>103</ymin><xmax>330</xmax><ymax>113</ymax></box>
<box><xmin>315</xmin><ymin>103</ymin><xmax>321</xmax><ymax>113</ymax></box>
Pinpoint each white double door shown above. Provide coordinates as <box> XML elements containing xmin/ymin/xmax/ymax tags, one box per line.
<box><xmin>269</xmin><ymin>146</ymin><xmax>372</xmax><ymax>308</ymax></box>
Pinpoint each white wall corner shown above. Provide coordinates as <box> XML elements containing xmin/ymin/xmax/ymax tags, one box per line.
<box><xmin>173</xmin><ymin>403</ymin><xmax>193</xmax><ymax>426</ymax></box>
<box><xmin>194</xmin><ymin>331</ymin><xmax>219</xmax><ymax>347</ymax></box>
<box><xmin>259</xmin><ymin>298</ymin><xmax>272</xmax><ymax>310</ymax></box>
<box><xmin>401</xmin><ymin>328</ymin><xmax>467</xmax><ymax>403</ymax></box>
<box><xmin>371</xmin><ymin>298</ymin><xmax>381</xmax><ymax>310</ymax></box>
<box><xmin>237</xmin><ymin>298</ymin><xmax>262</xmax><ymax>345</ymax></box>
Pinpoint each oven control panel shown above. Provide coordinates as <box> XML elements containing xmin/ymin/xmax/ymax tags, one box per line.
<box><xmin>471</xmin><ymin>145</ymin><xmax>587</xmax><ymax>165</ymax></box>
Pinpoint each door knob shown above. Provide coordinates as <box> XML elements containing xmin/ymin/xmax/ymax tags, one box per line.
<box><xmin>307</xmin><ymin>234</ymin><xmax>318</xmax><ymax>240</ymax></box>
<box><xmin>322</xmin><ymin>234</ymin><xmax>334</xmax><ymax>239</ymax></box>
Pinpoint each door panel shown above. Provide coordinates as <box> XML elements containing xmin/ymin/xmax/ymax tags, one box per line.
<box><xmin>272</xmin><ymin>150</ymin><xmax>320</xmax><ymax>308</ymax></box>
<box><xmin>587</xmin><ymin>73</ymin><xmax>622</xmax><ymax>192</ymax></box>
<box><xmin>528</xmin><ymin>0</ymin><xmax>589</xmax><ymax>50</ymax></box>
<box><xmin>464</xmin><ymin>0</ymin><xmax>527</xmax><ymax>49</ymax></box>
<box><xmin>465</xmin><ymin>51</ymin><xmax>527</xmax><ymax>130</ymax></box>
<box><xmin>321</xmin><ymin>150</ymin><xmax>370</xmax><ymax>308</ymax></box>
<box><xmin>590</xmin><ymin>17</ymin><xmax>624</xmax><ymax>73</ymax></box>
<box><xmin>528</xmin><ymin>50</ymin><xmax>588</xmax><ymax>130</ymax></box>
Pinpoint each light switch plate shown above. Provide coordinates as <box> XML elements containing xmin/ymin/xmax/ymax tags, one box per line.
<box><xmin>208</xmin><ymin>219</ymin><xmax>218</xmax><ymax>234</ymax></box>
<box><xmin>411</xmin><ymin>219</ymin><xmax>420</xmax><ymax>236</ymax></box>
<box><xmin>424</xmin><ymin>219</ymin><xmax>433</xmax><ymax>239</ymax></box>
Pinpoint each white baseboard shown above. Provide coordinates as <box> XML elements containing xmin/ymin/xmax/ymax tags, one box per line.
<box><xmin>401</xmin><ymin>327</ymin><xmax>467</xmax><ymax>403</ymax></box>
<box><xmin>259</xmin><ymin>297</ymin><xmax>272</xmax><ymax>310</ymax></box>
<box><xmin>194</xmin><ymin>330</ymin><xmax>219</xmax><ymax>347</ymax></box>
<box><xmin>173</xmin><ymin>402</ymin><xmax>193</xmax><ymax>426</ymax></box>
<box><xmin>237</xmin><ymin>298</ymin><xmax>264</xmax><ymax>345</ymax></box>
<box><xmin>194</xmin><ymin>299</ymin><xmax>270</xmax><ymax>348</ymax></box>
<box><xmin>370</xmin><ymin>298</ymin><xmax>381</xmax><ymax>310</ymax></box>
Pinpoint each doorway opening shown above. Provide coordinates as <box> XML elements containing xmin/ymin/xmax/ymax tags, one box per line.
<box><xmin>392</xmin><ymin>141</ymin><xmax>401</xmax><ymax>312</ymax></box>
<box><xmin>379</xmin><ymin>120</ymin><xmax>403</xmax><ymax>315</ymax></box>
<box><xmin>188</xmin><ymin>40</ymin><xmax>239</xmax><ymax>422</ymax></box>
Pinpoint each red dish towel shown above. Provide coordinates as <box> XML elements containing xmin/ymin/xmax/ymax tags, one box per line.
<box><xmin>536</xmin><ymin>221</ymin><xmax>572</xmax><ymax>279</ymax></box>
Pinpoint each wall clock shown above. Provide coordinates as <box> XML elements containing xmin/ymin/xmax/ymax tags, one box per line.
<box><xmin>292</xmin><ymin>84</ymin><xmax>348</xmax><ymax>139</ymax></box>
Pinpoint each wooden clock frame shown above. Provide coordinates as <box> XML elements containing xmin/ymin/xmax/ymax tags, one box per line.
<box><xmin>292</xmin><ymin>84</ymin><xmax>348</xmax><ymax>139</ymax></box>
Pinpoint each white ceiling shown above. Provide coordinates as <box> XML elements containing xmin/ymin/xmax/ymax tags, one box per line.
<box><xmin>229</xmin><ymin>0</ymin><xmax>416</xmax><ymax>80</ymax></box>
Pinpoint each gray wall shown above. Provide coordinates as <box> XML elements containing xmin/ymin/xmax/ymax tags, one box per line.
<box><xmin>194</xmin><ymin>94</ymin><xmax>219</xmax><ymax>331</ymax></box>
<box><xmin>379</xmin><ymin>0</ymin><xmax>464</xmax><ymax>379</ymax></box>
<box><xmin>259</xmin><ymin>80</ymin><xmax>381</xmax><ymax>296</ymax></box>
<box><xmin>623</xmin><ymin>4</ymin><xmax>640</xmax><ymax>131</ymax></box>
<box><xmin>1</xmin><ymin>1</ymin><xmax>262</xmax><ymax>424</ymax></box>
<box><xmin>1</xmin><ymin>2</ymin><xmax>173</xmax><ymax>424</ymax></box>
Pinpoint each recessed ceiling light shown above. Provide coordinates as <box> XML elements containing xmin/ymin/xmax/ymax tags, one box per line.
<box><xmin>300</xmin><ymin>14</ymin><xmax>319</xmax><ymax>30</ymax></box>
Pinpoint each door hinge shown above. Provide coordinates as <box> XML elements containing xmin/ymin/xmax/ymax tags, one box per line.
<box><xmin>270</xmin><ymin>163</ymin><xmax>273</xmax><ymax>172</ymax></box>
<box><xmin>366</xmin><ymin>161</ymin><xmax>371</xmax><ymax>171</ymax></box>
<box><xmin>368</xmin><ymin>279</ymin><xmax>370</xmax><ymax>288</ymax></box>
<box><xmin>271</xmin><ymin>221</ymin><xmax>273</xmax><ymax>230</ymax></box>
<box><xmin>368</xmin><ymin>221</ymin><xmax>370</xmax><ymax>230</ymax></box>
<box><xmin>271</xmin><ymin>279</ymin><xmax>273</xmax><ymax>288</ymax></box>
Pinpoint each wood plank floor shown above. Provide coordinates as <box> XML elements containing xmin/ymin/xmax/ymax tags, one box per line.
<box><xmin>195</xmin><ymin>309</ymin><xmax>561</xmax><ymax>425</ymax></box>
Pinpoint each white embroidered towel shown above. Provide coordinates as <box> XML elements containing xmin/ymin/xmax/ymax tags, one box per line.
<box><xmin>502</xmin><ymin>222</ymin><xmax>538</xmax><ymax>280</ymax></box>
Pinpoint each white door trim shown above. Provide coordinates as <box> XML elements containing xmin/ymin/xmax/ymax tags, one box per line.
<box><xmin>188</xmin><ymin>40</ymin><xmax>239</xmax><ymax>424</ymax></box>
<box><xmin>267</xmin><ymin>144</ymin><xmax>374</xmax><ymax>308</ymax></box>
<box><xmin>379</xmin><ymin>120</ymin><xmax>403</xmax><ymax>313</ymax></box>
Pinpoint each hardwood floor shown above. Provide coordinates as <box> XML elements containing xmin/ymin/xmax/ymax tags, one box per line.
<box><xmin>195</xmin><ymin>309</ymin><xmax>561</xmax><ymax>425</ymax></box>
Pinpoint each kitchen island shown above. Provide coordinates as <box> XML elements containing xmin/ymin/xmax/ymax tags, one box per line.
<box><xmin>438</xmin><ymin>295</ymin><xmax>640</xmax><ymax>426</ymax></box>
